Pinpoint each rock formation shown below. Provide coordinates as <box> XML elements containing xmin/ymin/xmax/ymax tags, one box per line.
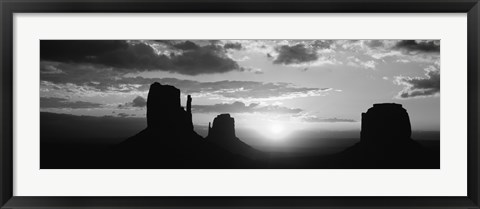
<box><xmin>116</xmin><ymin>83</ymin><xmax>211</xmax><ymax>168</ymax></box>
<box><xmin>115</xmin><ymin>82</ymin><xmax>254</xmax><ymax>168</ymax></box>
<box><xmin>187</xmin><ymin>95</ymin><xmax>193</xmax><ymax>130</ymax></box>
<box><xmin>206</xmin><ymin>114</ymin><xmax>260</xmax><ymax>159</ymax></box>
<box><xmin>360</xmin><ymin>103</ymin><xmax>412</xmax><ymax>144</ymax></box>
<box><xmin>336</xmin><ymin>103</ymin><xmax>438</xmax><ymax>168</ymax></box>
<box><xmin>208</xmin><ymin>114</ymin><xmax>236</xmax><ymax>139</ymax></box>
<box><xmin>146</xmin><ymin>82</ymin><xmax>192</xmax><ymax>131</ymax></box>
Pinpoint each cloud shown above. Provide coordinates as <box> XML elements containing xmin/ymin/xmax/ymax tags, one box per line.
<box><xmin>273</xmin><ymin>44</ymin><xmax>318</xmax><ymax>65</ymax></box>
<box><xmin>301</xmin><ymin>115</ymin><xmax>356</xmax><ymax>123</ymax></box>
<box><xmin>224</xmin><ymin>42</ymin><xmax>242</xmax><ymax>50</ymax></box>
<box><xmin>169</xmin><ymin>44</ymin><xmax>241</xmax><ymax>75</ymax></box>
<box><xmin>265</xmin><ymin>41</ymin><xmax>340</xmax><ymax>67</ymax></box>
<box><xmin>40</xmin><ymin>64</ymin><xmax>64</xmax><ymax>74</ymax></box>
<box><xmin>172</xmin><ymin>40</ymin><xmax>200</xmax><ymax>50</ymax></box>
<box><xmin>40</xmin><ymin>39</ymin><xmax>440</xmax><ymax>79</ymax></box>
<box><xmin>312</xmin><ymin>40</ymin><xmax>335</xmax><ymax>49</ymax></box>
<box><xmin>132</xmin><ymin>96</ymin><xmax>147</xmax><ymax>107</ymax></box>
<box><xmin>370</xmin><ymin>51</ymin><xmax>403</xmax><ymax>59</ymax></box>
<box><xmin>118</xmin><ymin>96</ymin><xmax>147</xmax><ymax>108</ymax></box>
<box><xmin>364</xmin><ymin>40</ymin><xmax>384</xmax><ymax>48</ymax></box>
<box><xmin>394</xmin><ymin>40</ymin><xmax>440</xmax><ymax>53</ymax></box>
<box><xmin>242</xmin><ymin>67</ymin><xmax>263</xmax><ymax>74</ymax></box>
<box><xmin>41</xmin><ymin>40</ymin><xmax>129</xmax><ymax>63</ymax></box>
<box><xmin>42</xmin><ymin>41</ymin><xmax>171</xmax><ymax>71</ymax></box>
<box><xmin>116</xmin><ymin>113</ymin><xmax>136</xmax><ymax>118</ymax></box>
<box><xmin>180</xmin><ymin>80</ymin><xmax>332</xmax><ymax>101</ymax></box>
<box><xmin>361</xmin><ymin>60</ymin><xmax>376</xmax><ymax>69</ymax></box>
<box><xmin>40</xmin><ymin>61</ymin><xmax>120</xmax><ymax>89</ymax></box>
<box><xmin>41</xmin><ymin>69</ymin><xmax>333</xmax><ymax>101</ymax></box>
<box><xmin>40</xmin><ymin>61</ymin><xmax>160</xmax><ymax>94</ymax></box>
<box><xmin>41</xmin><ymin>97</ymin><xmax>104</xmax><ymax>109</ymax></box>
<box><xmin>396</xmin><ymin>59</ymin><xmax>411</xmax><ymax>63</ymax></box>
<box><xmin>346</xmin><ymin>56</ymin><xmax>377</xmax><ymax>70</ymax></box>
<box><xmin>147</xmin><ymin>78</ymin><xmax>332</xmax><ymax>101</ymax></box>
<box><xmin>40</xmin><ymin>40</ymin><xmax>243</xmax><ymax>75</ymax></box>
<box><xmin>356</xmin><ymin>40</ymin><xmax>439</xmax><ymax>64</ymax></box>
<box><xmin>395</xmin><ymin>65</ymin><xmax>440</xmax><ymax>98</ymax></box>
<box><xmin>192</xmin><ymin>101</ymin><xmax>302</xmax><ymax>114</ymax></box>
<box><xmin>117</xmin><ymin>113</ymin><xmax>130</xmax><ymax>117</ymax></box>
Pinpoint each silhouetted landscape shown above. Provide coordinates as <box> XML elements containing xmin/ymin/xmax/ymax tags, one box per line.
<box><xmin>41</xmin><ymin>82</ymin><xmax>439</xmax><ymax>169</ymax></box>
<box><xmin>40</xmin><ymin>40</ymin><xmax>440</xmax><ymax>169</ymax></box>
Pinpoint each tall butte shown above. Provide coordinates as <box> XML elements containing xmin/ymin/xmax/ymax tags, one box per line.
<box><xmin>117</xmin><ymin>82</ymin><xmax>202</xmax><ymax>157</ymax></box>
<box><xmin>146</xmin><ymin>82</ymin><xmax>193</xmax><ymax>132</ymax></box>
<box><xmin>338</xmin><ymin>103</ymin><xmax>437</xmax><ymax>168</ymax></box>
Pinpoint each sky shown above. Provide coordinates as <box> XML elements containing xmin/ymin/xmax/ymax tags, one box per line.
<box><xmin>40</xmin><ymin>40</ymin><xmax>440</xmax><ymax>147</ymax></box>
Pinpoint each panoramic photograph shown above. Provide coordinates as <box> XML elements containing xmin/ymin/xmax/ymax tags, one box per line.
<box><xmin>40</xmin><ymin>40</ymin><xmax>440</xmax><ymax>169</ymax></box>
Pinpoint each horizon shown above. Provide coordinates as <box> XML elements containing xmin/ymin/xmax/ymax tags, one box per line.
<box><xmin>40</xmin><ymin>110</ymin><xmax>439</xmax><ymax>156</ymax></box>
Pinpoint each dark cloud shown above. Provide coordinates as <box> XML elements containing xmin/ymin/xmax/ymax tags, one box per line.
<box><xmin>40</xmin><ymin>40</ymin><xmax>129</xmax><ymax>63</ymax></box>
<box><xmin>117</xmin><ymin>113</ymin><xmax>130</xmax><ymax>117</ymax></box>
<box><xmin>192</xmin><ymin>101</ymin><xmax>302</xmax><ymax>114</ymax></box>
<box><xmin>41</xmin><ymin>41</ymin><xmax>171</xmax><ymax>70</ymax></box>
<box><xmin>172</xmin><ymin>41</ymin><xmax>200</xmax><ymax>50</ymax></box>
<box><xmin>40</xmin><ymin>40</ymin><xmax>242</xmax><ymax>75</ymax></box>
<box><xmin>364</xmin><ymin>40</ymin><xmax>384</xmax><ymax>48</ymax></box>
<box><xmin>169</xmin><ymin>44</ymin><xmax>241</xmax><ymax>75</ymax></box>
<box><xmin>224</xmin><ymin>42</ymin><xmax>242</xmax><ymax>50</ymax></box>
<box><xmin>41</xmin><ymin>97</ymin><xmax>103</xmax><ymax>109</ymax></box>
<box><xmin>118</xmin><ymin>96</ymin><xmax>147</xmax><ymax>108</ymax></box>
<box><xmin>273</xmin><ymin>44</ymin><xmax>318</xmax><ymax>65</ymax></box>
<box><xmin>394</xmin><ymin>40</ymin><xmax>440</xmax><ymax>53</ymax></box>
<box><xmin>95</xmin><ymin>43</ymin><xmax>171</xmax><ymax>70</ymax></box>
<box><xmin>395</xmin><ymin>65</ymin><xmax>440</xmax><ymax>98</ymax></box>
<box><xmin>132</xmin><ymin>96</ymin><xmax>147</xmax><ymax>107</ymax></box>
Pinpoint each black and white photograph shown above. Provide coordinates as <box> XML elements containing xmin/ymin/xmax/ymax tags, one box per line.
<box><xmin>40</xmin><ymin>40</ymin><xmax>440</xmax><ymax>169</ymax></box>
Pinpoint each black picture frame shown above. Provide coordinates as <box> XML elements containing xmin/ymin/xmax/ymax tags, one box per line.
<box><xmin>1</xmin><ymin>0</ymin><xmax>479</xmax><ymax>208</ymax></box>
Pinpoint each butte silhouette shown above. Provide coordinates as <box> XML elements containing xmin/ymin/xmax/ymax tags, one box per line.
<box><xmin>206</xmin><ymin>113</ymin><xmax>262</xmax><ymax>159</ymax></box>
<box><xmin>40</xmin><ymin>82</ymin><xmax>439</xmax><ymax>169</ymax></box>
<box><xmin>107</xmin><ymin>83</ymin><xmax>438</xmax><ymax>169</ymax></box>
<box><xmin>114</xmin><ymin>82</ymin><xmax>258</xmax><ymax>168</ymax></box>
<box><xmin>334</xmin><ymin>103</ymin><xmax>439</xmax><ymax>168</ymax></box>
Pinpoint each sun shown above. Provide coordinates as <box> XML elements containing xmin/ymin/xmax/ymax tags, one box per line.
<box><xmin>246</xmin><ymin>117</ymin><xmax>296</xmax><ymax>141</ymax></box>
<box><xmin>268</xmin><ymin>123</ymin><xmax>286</xmax><ymax>139</ymax></box>
<box><xmin>270</xmin><ymin>123</ymin><xmax>283</xmax><ymax>134</ymax></box>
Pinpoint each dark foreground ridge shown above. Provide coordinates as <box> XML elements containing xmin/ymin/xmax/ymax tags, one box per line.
<box><xmin>40</xmin><ymin>83</ymin><xmax>439</xmax><ymax>169</ymax></box>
